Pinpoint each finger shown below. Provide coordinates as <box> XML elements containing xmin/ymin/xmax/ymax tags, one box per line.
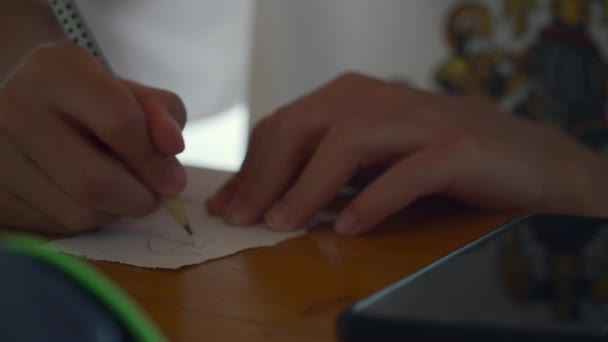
<box><xmin>24</xmin><ymin>45</ymin><xmax>185</xmax><ymax>195</ymax></box>
<box><xmin>348</xmin><ymin>159</ymin><xmax>397</xmax><ymax>188</ymax></box>
<box><xmin>126</xmin><ymin>81</ymin><xmax>186</xmax><ymax>156</ymax></box>
<box><xmin>0</xmin><ymin>138</ymin><xmax>115</xmax><ymax>233</ymax></box>
<box><xmin>240</xmin><ymin>117</ymin><xmax>271</xmax><ymax>173</ymax></box>
<box><xmin>6</xmin><ymin>104</ymin><xmax>159</xmax><ymax>217</ymax></box>
<box><xmin>219</xmin><ymin>73</ymin><xmax>402</xmax><ymax>224</ymax></box>
<box><xmin>205</xmin><ymin>176</ymin><xmax>240</xmax><ymax>216</ymax></box>
<box><xmin>219</xmin><ymin>85</ymin><xmax>362</xmax><ymax>218</ymax></box>
<box><xmin>263</xmin><ymin>119</ymin><xmax>403</xmax><ymax>231</ymax></box>
<box><xmin>222</xmin><ymin>112</ymin><xmax>323</xmax><ymax>225</ymax></box>
<box><xmin>335</xmin><ymin>147</ymin><xmax>461</xmax><ymax>235</ymax></box>
<box><xmin>54</xmin><ymin>73</ymin><xmax>187</xmax><ymax>195</ymax></box>
<box><xmin>205</xmin><ymin>120</ymin><xmax>266</xmax><ymax>215</ymax></box>
<box><xmin>0</xmin><ymin>190</ymin><xmax>62</xmax><ymax>234</ymax></box>
<box><xmin>27</xmin><ymin>44</ymin><xmax>151</xmax><ymax>163</ymax></box>
<box><xmin>124</xmin><ymin>81</ymin><xmax>187</xmax><ymax>129</ymax></box>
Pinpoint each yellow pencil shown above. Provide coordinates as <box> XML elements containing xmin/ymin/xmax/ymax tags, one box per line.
<box><xmin>161</xmin><ymin>197</ymin><xmax>192</xmax><ymax>235</ymax></box>
<box><xmin>48</xmin><ymin>0</ymin><xmax>192</xmax><ymax>235</ymax></box>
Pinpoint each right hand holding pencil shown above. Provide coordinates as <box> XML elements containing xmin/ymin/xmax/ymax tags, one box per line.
<box><xmin>0</xmin><ymin>43</ymin><xmax>188</xmax><ymax>234</ymax></box>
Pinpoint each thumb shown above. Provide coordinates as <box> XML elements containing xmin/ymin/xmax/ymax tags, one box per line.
<box><xmin>125</xmin><ymin>81</ymin><xmax>187</xmax><ymax>156</ymax></box>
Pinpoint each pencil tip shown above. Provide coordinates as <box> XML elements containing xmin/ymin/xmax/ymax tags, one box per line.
<box><xmin>184</xmin><ymin>223</ymin><xmax>193</xmax><ymax>236</ymax></box>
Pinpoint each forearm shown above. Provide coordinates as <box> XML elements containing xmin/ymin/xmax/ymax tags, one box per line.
<box><xmin>0</xmin><ymin>0</ymin><xmax>67</xmax><ymax>81</ymax></box>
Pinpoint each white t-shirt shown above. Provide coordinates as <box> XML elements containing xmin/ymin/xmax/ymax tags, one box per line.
<box><xmin>77</xmin><ymin>0</ymin><xmax>253</xmax><ymax>119</ymax></box>
<box><xmin>74</xmin><ymin>1</ymin><xmax>608</xmax><ymax>168</ymax></box>
<box><xmin>249</xmin><ymin>0</ymin><xmax>455</xmax><ymax>118</ymax></box>
<box><xmin>251</xmin><ymin>1</ymin><xmax>607</xmax><ymax>119</ymax></box>
<box><xmin>76</xmin><ymin>0</ymin><xmax>253</xmax><ymax>169</ymax></box>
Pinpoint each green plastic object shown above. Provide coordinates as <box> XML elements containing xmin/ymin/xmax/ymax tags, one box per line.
<box><xmin>2</xmin><ymin>234</ymin><xmax>167</xmax><ymax>342</ymax></box>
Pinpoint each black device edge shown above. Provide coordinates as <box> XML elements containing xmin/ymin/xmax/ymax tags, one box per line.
<box><xmin>335</xmin><ymin>213</ymin><xmax>608</xmax><ymax>342</ymax></box>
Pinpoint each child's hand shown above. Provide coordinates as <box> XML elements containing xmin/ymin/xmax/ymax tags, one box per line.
<box><xmin>0</xmin><ymin>43</ymin><xmax>187</xmax><ymax>234</ymax></box>
<box><xmin>207</xmin><ymin>72</ymin><xmax>608</xmax><ymax>235</ymax></box>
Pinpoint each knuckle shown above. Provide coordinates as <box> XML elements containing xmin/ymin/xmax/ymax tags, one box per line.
<box><xmin>235</xmin><ymin>187</ymin><xmax>257</xmax><ymax>205</ymax></box>
<box><xmin>324</xmin><ymin>120</ymin><xmax>363</xmax><ymax>150</ymax></box>
<box><xmin>249</xmin><ymin>117</ymin><xmax>271</xmax><ymax>143</ymax></box>
<box><xmin>74</xmin><ymin>169</ymin><xmax>157</xmax><ymax>219</ymax></box>
<box><xmin>332</xmin><ymin>71</ymin><xmax>374</xmax><ymax>86</ymax></box>
<box><xmin>23</xmin><ymin>44</ymin><xmax>87</xmax><ymax>77</ymax></box>
<box><xmin>272</xmin><ymin>105</ymin><xmax>304</xmax><ymax>133</ymax></box>
<box><xmin>138</xmin><ymin>86</ymin><xmax>187</xmax><ymax>129</ymax></box>
<box><xmin>101</xmin><ymin>97</ymin><xmax>140</xmax><ymax>138</ymax></box>
<box><xmin>23</xmin><ymin>46</ymin><xmax>61</xmax><ymax>74</ymax></box>
<box><xmin>334</xmin><ymin>71</ymin><xmax>364</xmax><ymax>83</ymax></box>
<box><xmin>444</xmin><ymin>131</ymin><xmax>476</xmax><ymax>156</ymax></box>
<box><xmin>233</xmin><ymin>180</ymin><xmax>268</xmax><ymax>209</ymax></box>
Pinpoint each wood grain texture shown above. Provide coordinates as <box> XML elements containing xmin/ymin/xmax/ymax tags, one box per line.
<box><xmin>87</xmin><ymin>199</ymin><xmax>520</xmax><ymax>341</ymax></box>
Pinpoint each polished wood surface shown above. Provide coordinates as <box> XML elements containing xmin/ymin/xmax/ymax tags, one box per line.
<box><xmin>87</xmin><ymin>200</ymin><xmax>519</xmax><ymax>341</ymax></box>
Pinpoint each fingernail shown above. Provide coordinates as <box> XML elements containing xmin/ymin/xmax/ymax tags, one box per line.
<box><xmin>265</xmin><ymin>203</ymin><xmax>294</xmax><ymax>231</ymax></box>
<box><xmin>335</xmin><ymin>211</ymin><xmax>359</xmax><ymax>235</ymax></box>
<box><xmin>166</xmin><ymin>111</ymin><xmax>185</xmax><ymax>149</ymax></box>
<box><xmin>224</xmin><ymin>198</ymin><xmax>250</xmax><ymax>225</ymax></box>
<box><xmin>161</xmin><ymin>109</ymin><xmax>183</xmax><ymax>133</ymax></box>
<box><xmin>164</xmin><ymin>159</ymin><xmax>187</xmax><ymax>193</ymax></box>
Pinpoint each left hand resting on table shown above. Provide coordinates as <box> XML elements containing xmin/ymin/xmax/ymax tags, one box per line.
<box><xmin>205</xmin><ymin>72</ymin><xmax>608</xmax><ymax>235</ymax></box>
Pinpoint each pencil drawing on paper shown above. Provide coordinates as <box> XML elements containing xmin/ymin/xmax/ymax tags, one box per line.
<box><xmin>146</xmin><ymin>233</ymin><xmax>214</xmax><ymax>257</ymax></box>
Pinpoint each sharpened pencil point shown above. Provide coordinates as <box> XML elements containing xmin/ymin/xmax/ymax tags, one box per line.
<box><xmin>161</xmin><ymin>196</ymin><xmax>192</xmax><ymax>236</ymax></box>
<box><xmin>184</xmin><ymin>223</ymin><xmax>193</xmax><ymax>236</ymax></box>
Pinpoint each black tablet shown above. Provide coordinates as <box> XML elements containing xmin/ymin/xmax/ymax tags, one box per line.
<box><xmin>337</xmin><ymin>214</ymin><xmax>608</xmax><ymax>341</ymax></box>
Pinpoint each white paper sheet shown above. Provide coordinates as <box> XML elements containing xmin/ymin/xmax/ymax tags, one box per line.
<box><xmin>46</xmin><ymin>167</ymin><xmax>316</xmax><ymax>269</ymax></box>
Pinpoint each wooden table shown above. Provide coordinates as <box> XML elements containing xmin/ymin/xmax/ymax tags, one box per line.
<box><xmin>87</xmin><ymin>199</ymin><xmax>519</xmax><ymax>341</ymax></box>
